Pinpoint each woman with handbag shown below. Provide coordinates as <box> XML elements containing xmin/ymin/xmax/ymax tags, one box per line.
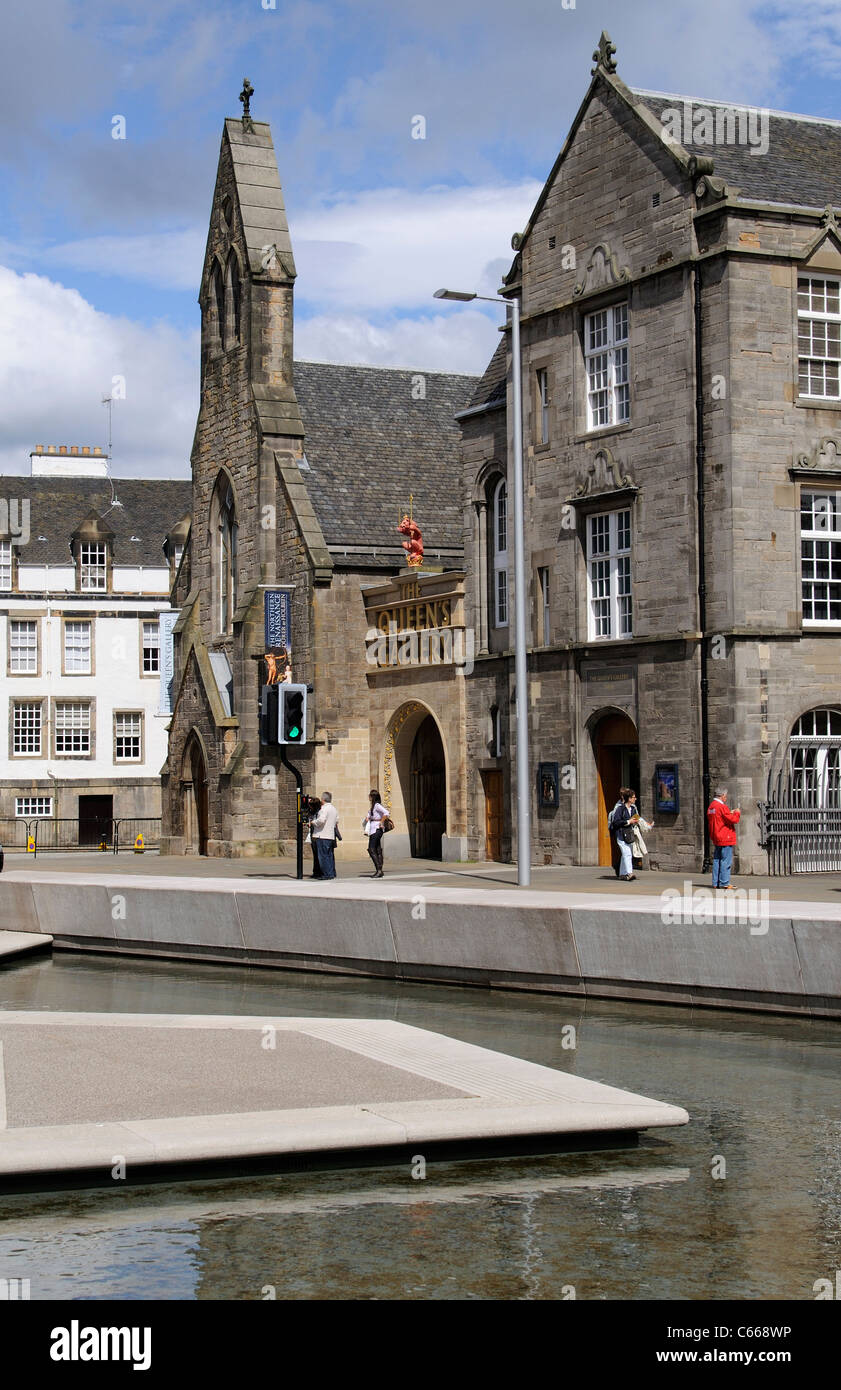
<box><xmin>363</xmin><ymin>788</ymin><xmax>391</xmax><ymax>878</ymax></box>
<box><xmin>610</xmin><ymin>788</ymin><xmax>640</xmax><ymax>882</ymax></box>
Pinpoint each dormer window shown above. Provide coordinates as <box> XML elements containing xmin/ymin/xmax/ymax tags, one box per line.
<box><xmin>80</xmin><ymin>541</ymin><xmax>107</xmax><ymax>591</ymax></box>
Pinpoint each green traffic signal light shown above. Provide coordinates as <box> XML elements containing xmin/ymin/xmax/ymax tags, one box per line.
<box><xmin>283</xmin><ymin>688</ymin><xmax>306</xmax><ymax>743</ymax></box>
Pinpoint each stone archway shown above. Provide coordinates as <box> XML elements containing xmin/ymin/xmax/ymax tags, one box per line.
<box><xmin>382</xmin><ymin>701</ymin><xmax>448</xmax><ymax>859</ymax></box>
<box><xmin>591</xmin><ymin>710</ymin><xmax>639</xmax><ymax>868</ymax></box>
<box><xmin>181</xmin><ymin>732</ymin><xmax>209</xmax><ymax>855</ymax></box>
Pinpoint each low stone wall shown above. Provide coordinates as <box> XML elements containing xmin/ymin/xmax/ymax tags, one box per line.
<box><xmin>2</xmin><ymin>878</ymin><xmax>839</xmax><ymax>1018</ymax></box>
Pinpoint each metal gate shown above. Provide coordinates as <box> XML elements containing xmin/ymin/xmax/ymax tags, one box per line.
<box><xmin>759</xmin><ymin>729</ymin><xmax>841</xmax><ymax>873</ymax></box>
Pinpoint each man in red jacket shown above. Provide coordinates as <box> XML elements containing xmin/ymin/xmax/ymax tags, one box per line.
<box><xmin>707</xmin><ymin>787</ymin><xmax>741</xmax><ymax>889</ymax></box>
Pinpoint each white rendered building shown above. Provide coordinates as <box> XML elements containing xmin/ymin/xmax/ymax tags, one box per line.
<box><xmin>0</xmin><ymin>447</ymin><xmax>190</xmax><ymax>845</ymax></box>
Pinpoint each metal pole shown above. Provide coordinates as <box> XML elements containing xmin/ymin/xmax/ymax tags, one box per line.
<box><xmin>279</xmin><ymin>746</ymin><xmax>304</xmax><ymax>880</ymax></box>
<box><xmin>509</xmin><ymin>295</ymin><xmax>531</xmax><ymax>886</ymax></box>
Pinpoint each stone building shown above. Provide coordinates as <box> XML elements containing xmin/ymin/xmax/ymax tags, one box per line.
<box><xmin>460</xmin><ymin>33</ymin><xmax>841</xmax><ymax>874</ymax></box>
<box><xmin>0</xmin><ymin>446</ymin><xmax>189</xmax><ymax>845</ymax></box>
<box><xmin>160</xmin><ymin>112</ymin><xmax>476</xmax><ymax>857</ymax></box>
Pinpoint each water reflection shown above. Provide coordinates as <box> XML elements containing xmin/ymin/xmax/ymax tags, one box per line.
<box><xmin>1</xmin><ymin>953</ymin><xmax>840</xmax><ymax>1299</ymax></box>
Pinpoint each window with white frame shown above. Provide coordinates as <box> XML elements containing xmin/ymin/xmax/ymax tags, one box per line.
<box><xmin>55</xmin><ymin>702</ymin><xmax>91</xmax><ymax>756</ymax></box>
<box><xmin>798</xmin><ymin>276</ymin><xmax>841</xmax><ymax>400</ymax></box>
<box><xmin>10</xmin><ymin>619</ymin><xmax>37</xmax><ymax>673</ymax></box>
<box><xmin>537</xmin><ymin>566</ymin><xmax>551</xmax><ymax>646</ymax></box>
<box><xmin>493</xmin><ymin>479</ymin><xmax>508</xmax><ymax>628</ymax></box>
<box><xmin>801</xmin><ymin>490</ymin><xmax>841</xmax><ymax>623</ymax></box>
<box><xmin>114</xmin><ymin>711</ymin><xmax>142</xmax><ymax>762</ymax></box>
<box><xmin>536</xmin><ymin>368</ymin><xmax>550</xmax><ymax>445</ymax></box>
<box><xmin>585</xmin><ymin>302</ymin><xmax>630</xmax><ymax>430</ymax></box>
<box><xmin>64</xmin><ymin>620</ymin><xmax>92</xmax><ymax>673</ymax></box>
<box><xmin>790</xmin><ymin>708</ymin><xmax>841</xmax><ymax>808</ymax></box>
<box><xmin>0</xmin><ymin>540</ymin><xmax>11</xmax><ymax>590</ymax></box>
<box><xmin>142</xmin><ymin>619</ymin><xmax>160</xmax><ymax>674</ymax></box>
<box><xmin>12</xmin><ymin>701</ymin><xmax>41</xmax><ymax>755</ymax></box>
<box><xmin>587</xmin><ymin>508</ymin><xmax>633</xmax><ymax>639</ymax></box>
<box><xmin>15</xmin><ymin>796</ymin><xmax>52</xmax><ymax>817</ymax></box>
<box><xmin>79</xmin><ymin>541</ymin><xmax>107</xmax><ymax>591</ymax></box>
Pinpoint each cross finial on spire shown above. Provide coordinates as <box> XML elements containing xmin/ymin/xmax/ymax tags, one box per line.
<box><xmin>591</xmin><ymin>30</ymin><xmax>617</xmax><ymax>77</ymax></box>
<box><xmin>240</xmin><ymin>78</ymin><xmax>255</xmax><ymax>133</ymax></box>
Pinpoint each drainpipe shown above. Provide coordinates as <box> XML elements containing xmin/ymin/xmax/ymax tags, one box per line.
<box><xmin>694</xmin><ymin>264</ymin><xmax>712</xmax><ymax>871</ymax></box>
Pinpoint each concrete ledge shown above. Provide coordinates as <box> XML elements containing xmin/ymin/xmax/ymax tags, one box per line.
<box><xmin>0</xmin><ymin>931</ymin><xmax>53</xmax><ymax>961</ymax></box>
<box><xmin>2</xmin><ymin>874</ymin><xmax>840</xmax><ymax>1017</ymax></box>
<box><xmin>0</xmin><ymin>1013</ymin><xmax>688</xmax><ymax>1180</ymax></box>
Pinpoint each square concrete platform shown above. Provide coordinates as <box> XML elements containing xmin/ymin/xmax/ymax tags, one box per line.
<box><xmin>0</xmin><ymin>1013</ymin><xmax>688</xmax><ymax>1180</ymax></box>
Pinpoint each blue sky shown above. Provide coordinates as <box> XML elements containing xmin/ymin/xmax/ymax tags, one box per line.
<box><xmin>1</xmin><ymin>0</ymin><xmax>841</xmax><ymax>474</ymax></box>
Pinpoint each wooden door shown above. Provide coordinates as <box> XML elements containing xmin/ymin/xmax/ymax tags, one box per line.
<box><xmin>482</xmin><ymin>770</ymin><xmax>503</xmax><ymax>861</ymax></box>
<box><xmin>594</xmin><ymin>712</ymin><xmax>638</xmax><ymax>868</ymax></box>
<box><xmin>410</xmin><ymin>715</ymin><xmax>446</xmax><ymax>859</ymax></box>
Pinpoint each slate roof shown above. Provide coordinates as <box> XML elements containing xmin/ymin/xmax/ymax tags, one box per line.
<box><xmin>293</xmin><ymin>361</ymin><xmax>477</xmax><ymax>566</ymax></box>
<box><xmin>633</xmin><ymin>89</ymin><xmax>841</xmax><ymax>209</ymax></box>
<box><xmin>2</xmin><ymin>478</ymin><xmax>191</xmax><ymax>567</ymax></box>
<box><xmin>464</xmin><ymin>339</ymin><xmax>507</xmax><ymax>413</ymax></box>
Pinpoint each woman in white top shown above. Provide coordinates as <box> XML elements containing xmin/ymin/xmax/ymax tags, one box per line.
<box><xmin>363</xmin><ymin>788</ymin><xmax>389</xmax><ymax>877</ymax></box>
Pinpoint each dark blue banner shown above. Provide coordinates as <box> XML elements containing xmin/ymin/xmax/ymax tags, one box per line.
<box><xmin>264</xmin><ymin>589</ymin><xmax>292</xmax><ymax>652</ymax></box>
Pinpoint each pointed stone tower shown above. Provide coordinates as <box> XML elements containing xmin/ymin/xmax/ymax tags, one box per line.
<box><xmin>161</xmin><ymin>103</ymin><xmax>320</xmax><ymax>856</ymax></box>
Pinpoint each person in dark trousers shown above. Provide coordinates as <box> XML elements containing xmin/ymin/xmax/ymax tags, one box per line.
<box><xmin>363</xmin><ymin>789</ymin><xmax>389</xmax><ymax>877</ymax></box>
<box><xmin>305</xmin><ymin>796</ymin><xmax>323</xmax><ymax>878</ymax></box>
<box><xmin>707</xmin><ymin>786</ymin><xmax>741</xmax><ymax>889</ymax></box>
<box><xmin>311</xmin><ymin>791</ymin><xmax>339</xmax><ymax>879</ymax></box>
<box><xmin>609</xmin><ymin>787</ymin><xmax>640</xmax><ymax>882</ymax></box>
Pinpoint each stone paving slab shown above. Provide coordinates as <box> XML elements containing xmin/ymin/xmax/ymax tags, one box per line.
<box><xmin>0</xmin><ymin>1013</ymin><xmax>688</xmax><ymax>1179</ymax></box>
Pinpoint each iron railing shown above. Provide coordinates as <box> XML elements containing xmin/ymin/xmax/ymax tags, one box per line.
<box><xmin>0</xmin><ymin>818</ymin><xmax>161</xmax><ymax>858</ymax></box>
<box><xmin>758</xmin><ymin>802</ymin><xmax>841</xmax><ymax>874</ymax></box>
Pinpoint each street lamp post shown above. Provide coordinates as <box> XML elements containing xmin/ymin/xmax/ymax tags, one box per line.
<box><xmin>434</xmin><ymin>288</ymin><xmax>531</xmax><ymax>886</ymax></box>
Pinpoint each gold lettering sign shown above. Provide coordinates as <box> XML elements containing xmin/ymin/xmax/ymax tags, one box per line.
<box><xmin>374</xmin><ymin>599</ymin><xmax>452</xmax><ymax>633</ymax></box>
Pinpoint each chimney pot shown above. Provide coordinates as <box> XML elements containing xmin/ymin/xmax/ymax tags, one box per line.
<box><xmin>59</xmin><ymin>445</ymin><xmax>67</xmax><ymax>454</ymax></box>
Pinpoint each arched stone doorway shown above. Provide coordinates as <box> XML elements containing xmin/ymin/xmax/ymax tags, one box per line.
<box><xmin>382</xmin><ymin>702</ymin><xmax>448</xmax><ymax>860</ymax></box>
<box><xmin>410</xmin><ymin>715</ymin><xmax>446</xmax><ymax>859</ymax></box>
<box><xmin>592</xmin><ymin>710</ymin><xmax>639</xmax><ymax>867</ymax></box>
<box><xmin>182</xmin><ymin>733</ymin><xmax>209</xmax><ymax>856</ymax></box>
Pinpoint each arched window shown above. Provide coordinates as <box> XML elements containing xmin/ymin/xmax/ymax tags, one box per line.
<box><xmin>210</xmin><ymin>475</ymin><xmax>237</xmax><ymax>635</ymax></box>
<box><xmin>790</xmin><ymin>708</ymin><xmax>841</xmax><ymax>808</ymax></box>
<box><xmin>224</xmin><ymin>252</ymin><xmax>241</xmax><ymax>349</ymax></box>
<box><xmin>211</xmin><ymin>261</ymin><xmax>225</xmax><ymax>353</ymax></box>
<box><xmin>492</xmin><ymin>478</ymin><xmax>508</xmax><ymax>628</ymax></box>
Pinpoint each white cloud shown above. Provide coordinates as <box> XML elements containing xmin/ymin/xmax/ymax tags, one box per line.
<box><xmin>294</xmin><ymin>182</ymin><xmax>540</xmax><ymax>311</ymax></box>
<box><xmin>296</xmin><ymin>308</ymin><xmax>500</xmax><ymax>375</ymax></box>
<box><xmin>0</xmin><ymin>265</ymin><xmax>196</xmax><ymax>477</ymax></box>
<box><xmin>42</xmin><ymin>229</ymin><xmax>205</xmax><ymax>292</ymax></box>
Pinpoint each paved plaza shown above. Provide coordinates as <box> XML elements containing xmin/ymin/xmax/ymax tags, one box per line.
<box><xmin>3</xmin><ymin>848</ymin><xmax>841</xmax><ymax>906</ymax></box>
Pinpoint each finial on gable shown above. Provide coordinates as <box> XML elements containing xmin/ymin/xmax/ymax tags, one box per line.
<box><xmin>240</xmin><ymin>78</ymin><xmax>255</xmax><ymax>133</ymax></box>
<box><xmin>822</xmin><ymin>204</ymin><xmax>839</xmax><ymax>233</ymax></box>
<box><xmin>591</xmin><ymin>30</ymin><xmax>617</xmax><ymax>77</ymax></box>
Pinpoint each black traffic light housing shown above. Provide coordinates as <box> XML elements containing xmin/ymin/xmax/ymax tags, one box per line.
<box><xmin>280</xmin><ymin>683</ymin><xmax>307</xmax><ymax>744</ymax></box>
<box><xmin>260</xmin><ymin>684</ymin><xmax>279</xmax><ymax>744</ymax></box>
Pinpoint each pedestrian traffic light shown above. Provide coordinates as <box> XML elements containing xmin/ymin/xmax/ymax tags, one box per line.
<box><xmin>260</xmin><ymin>683</ymin><xmax>279</xmax><ymax>744</ymax></box>
<box><xmin>279</xmin><ymin>683</ymin><xmax>307</xmax><ymax>744</ymax></box>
